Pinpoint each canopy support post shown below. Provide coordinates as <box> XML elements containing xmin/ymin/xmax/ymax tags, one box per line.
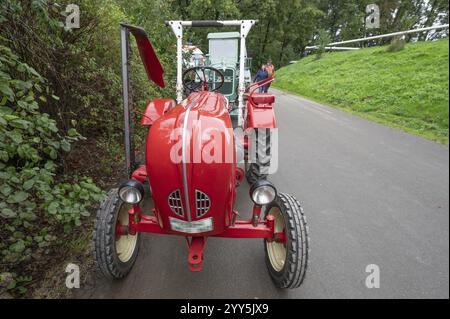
<box><xmin>120</xmin><ymin>25</ymin><xmax>135</xmax><ymax>177</ymax></box>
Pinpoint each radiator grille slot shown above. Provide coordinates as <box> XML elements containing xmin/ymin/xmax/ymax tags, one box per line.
<box><xmin>195</xmin><ymin>190</ymin><xmax>211</xmax><ymax>217</ymax></box>
<box><xmin>168</xmin><ymin>189</ymin><xmax>184</xmax><ymax>216</ymax></box>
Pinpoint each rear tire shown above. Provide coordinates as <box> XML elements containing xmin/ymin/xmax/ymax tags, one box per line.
<box><xmin>93</xmin><ymin>189</ymin><xmax>141</xmax><ymax>279</ymax></box>
<box><xmin>246</xmin><ymin>128</ymin><xmax>271</xmax><ymax>185</ymax></box>
<box><xmin>264</xmin><ymin>193</ymin><xmax>309</xmax><ymax>288</ymax></box>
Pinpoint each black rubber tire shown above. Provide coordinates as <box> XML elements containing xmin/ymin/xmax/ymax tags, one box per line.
<box><xmin>246</xmin><ymin>128</ymin><xmax>271</xmax><ymax>185</ymax></box>
<box><xmin>264</xmin><ymin>193</ymin><xmax>310</xmax><ymax>289</ymax></box>
<box><xmin>93</xmin><ymin>188</ymin><xmax>141</xmax><ymax>279</ymax></box>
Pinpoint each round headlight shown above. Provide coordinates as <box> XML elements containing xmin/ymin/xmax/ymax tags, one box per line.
<box><xmin>250</xmin><ymin>180</ymin><xmax>277</xmax><ymax>205</ymax></box>
<box><xmin>118</xmin><ymin>180</ymin><xmax>144</xmax><ymax>204</ymax></box>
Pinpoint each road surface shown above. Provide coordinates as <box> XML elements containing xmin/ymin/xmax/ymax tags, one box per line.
<box><xmin>76</xmin><ymin>89</ymin><xmax>449</xmax><ymax>299</ymax></box>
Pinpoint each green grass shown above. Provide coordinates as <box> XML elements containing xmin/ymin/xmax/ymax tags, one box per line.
<box><xmin>274</xmin><ymin>39</ymin><xmax>449</xmax><ymax>144</ymax></box>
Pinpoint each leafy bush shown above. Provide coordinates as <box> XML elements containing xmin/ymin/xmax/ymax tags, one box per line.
<box><xmin>316</xmin><ymin>29</ymin><xmax>331</xmax><ymax>60</ymax></box>
<box><xmin>0</xmin><ymin>45</ymin><xmax>105</xmax><ymax>295</ymax></box>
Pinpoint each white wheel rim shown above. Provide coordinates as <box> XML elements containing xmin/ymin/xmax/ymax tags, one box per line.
<box><xmin>115</xmin><ymin>204</ymin><xmax>138</xmax><ymax>263</ymax></box>
<box><xmin>266</xmin><ymin>207</ymin><xmax>287</xmax><ymax>272</ymax></box>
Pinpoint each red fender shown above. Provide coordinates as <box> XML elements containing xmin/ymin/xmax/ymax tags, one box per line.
<box><xmin>141</xmin><ymin>98</ymin><xmax>176</xmax><ymax>126</ymax></box>
<box><xmin>243</xmin><ymin>78</ymin><xmax>276</xmax><ymax>129</ymax></box>
<box><xmin>131</xmin><ymin>165</ymin><xmax>147</xmax><ymax>184</ymax></box>
<box><xmin>245</xmin><ymin>101</ymin><xmax>277</xmax><ymax>129</ymax></box>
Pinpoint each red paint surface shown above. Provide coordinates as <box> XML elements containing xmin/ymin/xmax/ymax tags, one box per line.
<box><xmin>141</xmin><ymin>99</ymin><xmax>176</xmax><ymax>126</ymax></box>
<box><xmin>130</xmin><ymin>31</ymin><xmax>165</xmax><ymax>88</ymax></box>
<box><xmin>145</xmin><ymin>92</ymin><xmax>236</xmax><ymax>236</ymax></box>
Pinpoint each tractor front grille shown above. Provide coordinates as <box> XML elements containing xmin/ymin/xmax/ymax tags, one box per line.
<box><xmin>168</xmin><ymin>189</ymin><xmax>211</xmax><ymax>218</ymax></box>
<box><xmin>168</xmin><ymin>189</ymin><xmax>184</xmax><ymax>216</ymax></box>
<box><xmin>195</xmin><ymin>190</ymin><xmax>211</xmax><ymax>217</ymax></box>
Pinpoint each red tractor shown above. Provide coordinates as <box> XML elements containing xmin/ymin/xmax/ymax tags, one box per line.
<box><xmin>93</xmin><ymin>21</ymin><xmax>309</xmax><ymax>289</ymax></box>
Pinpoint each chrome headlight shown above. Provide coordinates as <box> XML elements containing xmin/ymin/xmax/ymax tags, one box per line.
<box><xmin>249</xmin><ymin>180</ymin><xmax>277</xmax><ymax>205</ymax></box>
<box><xmin>118</xmin><ymin>180</ymin><xmax>144</xmax><ymax>204</ymax></box>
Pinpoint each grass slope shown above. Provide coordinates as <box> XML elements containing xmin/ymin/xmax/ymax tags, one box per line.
<box><xmin>274</xmin><ymin>39</ymin><xmax>449</xmax><ymax>144</ymax></box>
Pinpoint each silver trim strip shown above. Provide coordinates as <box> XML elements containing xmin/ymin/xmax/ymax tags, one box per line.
<box><xmin>181</xmin><ymin>95</ymin><xmax>201</xmax><ymax>222</ymax></box>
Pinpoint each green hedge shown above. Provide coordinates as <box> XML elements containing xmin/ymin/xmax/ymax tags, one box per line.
<box><xmin>0</xmin><ymin>45</ymin><xmax>105</xmax><ymax>295</ymax></box>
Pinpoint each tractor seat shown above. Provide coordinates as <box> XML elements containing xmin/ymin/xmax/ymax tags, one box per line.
<box><xmin>247</xmin><ymin>93</ymin><xmax>275</xmax><ymax>105</ymax></box>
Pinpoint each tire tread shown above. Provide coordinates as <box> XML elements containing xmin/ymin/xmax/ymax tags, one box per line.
<box><xmin>93</xmin><ymin>188</ymin><xmax>140</xmax><ymax>279</ymax></box>
<box><xmin>264</xmin><ymin>192</ymin><xmax>310</xmax><ymax>288</ymax></box>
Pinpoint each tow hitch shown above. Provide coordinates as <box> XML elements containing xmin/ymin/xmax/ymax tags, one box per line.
<box><xmin>187</xmin><ymin>237</ymin><xmax>206</xmax><ymax>272</ymax></box>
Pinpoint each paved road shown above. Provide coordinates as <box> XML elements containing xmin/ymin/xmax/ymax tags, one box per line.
<box><xmin>77</xmin><ymin>89</ymin><xmax>449</xmax><ymax>299</ymax></box>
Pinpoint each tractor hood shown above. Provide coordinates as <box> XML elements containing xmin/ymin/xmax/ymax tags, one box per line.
<box><xmin>146</xmin><ymin>91</ymin><xmax>236</xmax><ymax>235</ymax></box>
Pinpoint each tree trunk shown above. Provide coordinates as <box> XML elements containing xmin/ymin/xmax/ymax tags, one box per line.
<box><xmin>278</xmin><ymin>37</ymin><xmax>288</xmax><ymax>65</ymax></box>
<box><xmin>260</xmin><ymin>20</ymin><xmax>272</xmax><ymax>58</ymax></box>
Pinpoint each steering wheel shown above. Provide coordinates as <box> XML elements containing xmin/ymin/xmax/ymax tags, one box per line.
<box><xmin>182</xmin><ymin>66</ymin><xmax>225</xmax><ymax>93</ymax></box>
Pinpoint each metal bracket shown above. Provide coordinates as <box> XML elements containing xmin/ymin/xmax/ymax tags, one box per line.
<box><xmin>168</xmin><ymin>20</ymin><xmax>183</xmax><ymax>38</ymax></box>
<box><xmin>240</xmin><ymin>19</ymin><xmax>255</xmax><ymax>38</ymax></box>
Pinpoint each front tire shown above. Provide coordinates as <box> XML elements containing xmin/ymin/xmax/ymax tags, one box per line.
<box><xmin>93</xmin><ymin>189</ymin><xmax>141</xmax><ymax>279</ymax></box>
<box><xmin>264</xmin><ymin>193</ymin><xmax>309</xmax><ymax>288</ymax></box>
